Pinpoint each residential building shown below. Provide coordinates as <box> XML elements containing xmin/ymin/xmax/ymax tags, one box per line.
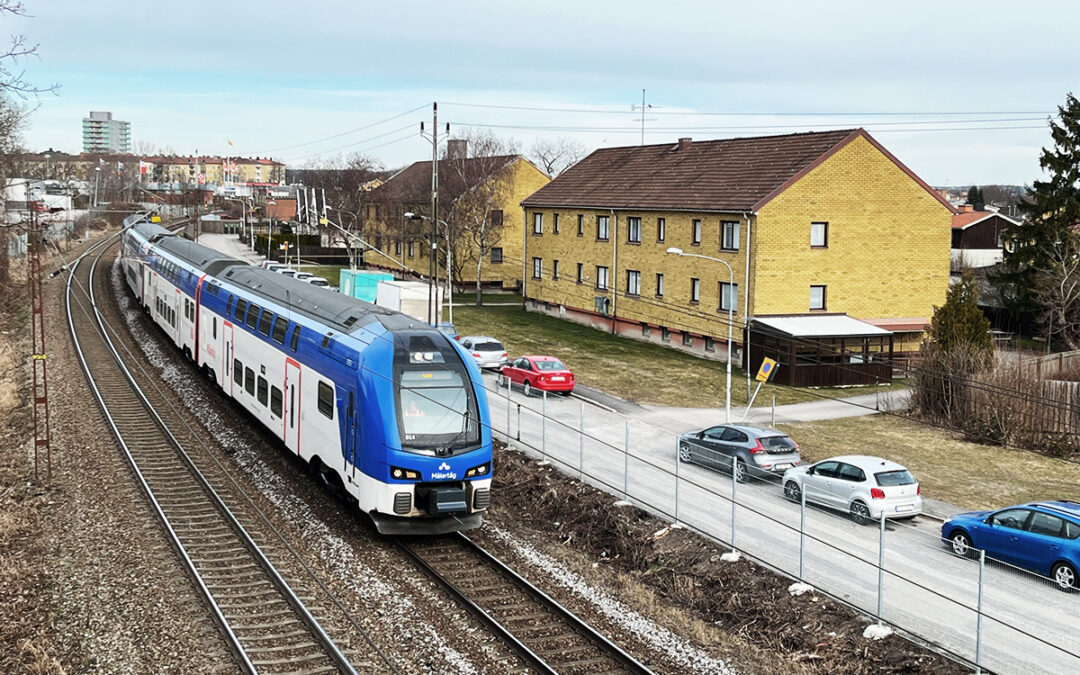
<box><xmin>82</xmin><ymin>111</ymin><xmax>131</xmax><ymax>154</ymax></box>
<box><xmin>520</xmin><ymin>129</ymin><xmax>954</xmax><ymax>373</ymax></box>
<box><xmin>364</xmin><ymin>143</ymin><xmax>549</xmax><ymax>290</ymax></box>
<box><xmin>951</xmin><ymin>205</ymin><xmax>1017</xmax><ymax>270</ymax></box>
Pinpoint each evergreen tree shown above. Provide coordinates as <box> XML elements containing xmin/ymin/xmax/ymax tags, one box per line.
<box><xmin>993</xmin><ymin>92</ymin><xmax>1080</xmax><ymax>317</ymax></box>
<box><xmin>926</xmin><ymin>268</ymin><xmax>993</xmax><ymax>358</ymax></box>
<box><xmin>967</xmin><ymin>185</ymin><xmax>985</xmax><ymax>211</ymax></box>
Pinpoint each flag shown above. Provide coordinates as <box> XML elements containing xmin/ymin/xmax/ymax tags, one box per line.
<box><xmin>227</xmin><ymin>139</ymin><xmax>233</xmax><ymax>147</ymax></box>
<box><xmin>117</xmin><ymin>160</ymin><xmax>123</xmax><ymax>175</ymax></box>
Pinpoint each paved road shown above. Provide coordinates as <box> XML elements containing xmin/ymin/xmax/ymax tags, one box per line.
<box><xmin>480</xmin><ymin>373</ymin><xmax>1078</xmax><ymax>675</ymax></box>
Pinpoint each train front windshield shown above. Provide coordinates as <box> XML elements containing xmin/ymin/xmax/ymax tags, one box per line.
<box><xmin>398</xmin><ymin>368</ymin><xmax>479</xmax><ymax>453</ymax></box>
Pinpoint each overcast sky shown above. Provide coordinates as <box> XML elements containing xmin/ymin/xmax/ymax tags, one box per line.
<box><xmin>12</xmin><ymin>0</ymin><xmax>1080</xmax><ymax>185</ymax></box>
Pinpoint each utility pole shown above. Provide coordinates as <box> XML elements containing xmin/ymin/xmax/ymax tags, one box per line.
<box><xmin>632</xmin><ymin>89</ymin><xmax>659</xmax><ymax>145</ymax></box>
<box><xmin>429</xmin><ymin>102</ymin><xmax>438</xmax><ymax>326</ymax></box>
<box><xmin>27</xmin><ymin>202</ymin><xmax>52</xmax><ymax>485</ymax></box>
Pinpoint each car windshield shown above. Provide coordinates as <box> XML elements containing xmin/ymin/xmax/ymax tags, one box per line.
<box><xmin>534</xmin><ymin>360</ymin><xmax>566</xmax><ymax>371</ymax></box>
<box><xmin>875</xmin><ymin>469</ymin><xmax>916</xmax><ymax>486</ymax></box>
<box><xmin>475</xmin><ymin>341</ymin><xmax>503</xmax><ymax>351</ymax></box>
<box><xmin>760</xmin><ymin>436</ymin><xmax>796</xmax><ymax>450</ymax></box>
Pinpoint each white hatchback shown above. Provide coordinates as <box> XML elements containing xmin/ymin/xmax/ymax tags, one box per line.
<box><xmin>782</xmin><ymin>455</ymin><xmax>922</xmax><ymax>524</ymax></box>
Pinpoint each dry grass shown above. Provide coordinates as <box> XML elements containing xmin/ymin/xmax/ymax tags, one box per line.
<box><xmin>779</xmin><ymin>414</ymin><xmax>1080</xmax><ymax>510</ymax></box>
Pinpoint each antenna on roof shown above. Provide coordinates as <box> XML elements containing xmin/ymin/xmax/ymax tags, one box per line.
<box><xmin>631</xmin><ymin>89</ymin><xmax>661</xmax><ymax>146</ymax></box>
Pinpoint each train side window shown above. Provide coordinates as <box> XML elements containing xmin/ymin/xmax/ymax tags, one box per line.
<box><xmin>246</xmin><ymin>304</ymin><xmax>260</xmax><ymax>330</ymax></box>
<box><xmin>257</xmin><ymin>377</ymin><xmax>268</xmax><ymax>406</ymax></box>
<box><xmin>233</xmin><ymin>359</ymin><xmax>242</xmax><ymax>385</ymax></box>
<box><xmin>258</xmin><ymin>311</ymin><xmax>272</xmax><ymax>337</ymax></box>
<box><xmin>245</xmin><ymin>367</ymin><xmax>255</xmax><ymax>395</ymax></box>
<box><xmin>290</xmin><ymin>326</ymin><xmax>300</xmax><ymax>352</ymax></box>
<box><xmin>270</xmin><ymin>386</ymin><xmax>282</xmax><ymax>417</ymax></box>
<box><xmin>226</xmin><ymin>295</ymin><xmax>234</xmax><ymax>315</ymax></box>
<box><xmin>235</xmin><ymin>298</ymin><xmax>247</xmax><ymax>319</ymax></box>
<box><xmin>272</xmin><ymin>317</ymin><xmax>287</xmax><ymax>344</ymax></box>
<box><xmin>317</xmin><ymin>381</ymin><xmax>334</xmax><ymax>419</ymax></box>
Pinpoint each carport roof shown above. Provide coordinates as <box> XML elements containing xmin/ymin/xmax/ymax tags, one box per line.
<box><xmin>750</xmin><ymin>314</ymin><xmax>892</xmax><ymax>338</ymax></box>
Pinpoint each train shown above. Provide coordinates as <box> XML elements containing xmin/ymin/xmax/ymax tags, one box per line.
<box><xmin>120</xmin><ymin>217</ymin><xmax>492</xmax><ymax>535</ymax></box>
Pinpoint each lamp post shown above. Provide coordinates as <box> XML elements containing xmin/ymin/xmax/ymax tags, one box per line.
<box><xmin>264</xmin><ymin>200</ymin><xmax>276</xmax><ymax>255</ymax></box>
<box><xmin>667</xmin><ymin>247</ymin><xmax>734</xmax><ymax>423</ymax></box>
<box><xmin>404</xmin><ymin>211</ymin><xmax>452</xmax><ymax>325</ymax></box>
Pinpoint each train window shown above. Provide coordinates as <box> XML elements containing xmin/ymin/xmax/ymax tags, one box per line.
<box><xmin>317</xmin><ymin>381</ymin><xmax>334</xmax><ymax>419</ymax></box>
<box><xmin>235</xmin><ymin>298</ymin><xmax>247</xmax><ymax>319</ymax></box>
<box><xmin>321</xmin><ymin>333</ymin><xmax>332</xmax><ymax>348</ymax></box>
<box><xmin>226</xmin><ymin>295</ymin><xmax>234</xmax><ymax>314</ymax></box>
<box><xmin>289</xmin><ymin>386</ymin><xmax>295</xmax><ymax>428</ymax></box>
<box><xmin>290</xmin><ymin>326</ymin><xmax>300</xmax><ymax>352</ymax></box>
<box><xmin>233</xmin><ymin>359</ymin><xmax>242</xmax><ymax>385</ymax></box>
<box><xmin>257</xmin><ymin>377</ymin><xmax>268</xmax><ymax>406</ymax></box>
<box><xmin>272</xmin><ymin>317</ymin><xmax>288</xmax><ymax>344</ymax></box>
<box><xmin>245</xmin><ymin>367</ymin><xmax>255</xmax><ymax>395</ymax></box>
<box><xmin>246</xmin><ymin>304</ymin><xmax>260</xmax><ymax>330</ymax></box>
<box><xmin>270</xmin><ymin>386</ymin><xmax>282</xmax><ymax>417</ymax></box>
<box><xmin>258</xmin><ymin>311</ymin><xmax>272</xmax><ymax>337</ymax></box>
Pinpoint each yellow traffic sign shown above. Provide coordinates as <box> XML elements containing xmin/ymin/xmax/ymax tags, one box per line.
<box><xmin>151</xmin><ymin>216</ymin><xmax>161</xmax><ymax>223</ymax></box>
<box><xmin>755</xmin><ymin>357</ymin><xmax>778</xmax><ymax>383</ymax></box>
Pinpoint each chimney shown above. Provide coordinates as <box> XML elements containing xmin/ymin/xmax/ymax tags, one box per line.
<box><xmin>677</xmin><ymin>137</ymin><xmax>692</xmax><ymax>151</ymax></box>
<box><xmin>447</xmin><ymin>139</ymin><xmax>467</xmax><ymax>160</ymax></box>
<box><xmin>959</xmin><ymin>204</ymin><xmax>974</xmax><ymax>213</ymax></box>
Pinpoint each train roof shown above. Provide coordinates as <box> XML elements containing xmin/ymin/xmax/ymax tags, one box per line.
<box><xmin>130</xmin><ymin>219</ymin><xmax>420</xmax><ymax>334</ymax></box>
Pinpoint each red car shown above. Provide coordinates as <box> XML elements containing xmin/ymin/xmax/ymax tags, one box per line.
<box><xmin>499</xmin><ymin>356</ymin><xmax>574</xmax><ymax>396</ymax></box>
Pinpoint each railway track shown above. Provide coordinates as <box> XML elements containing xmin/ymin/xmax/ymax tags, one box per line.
<box><xmin>65</xmin><ymin>229</ymin><xmax>375</xmax><ymax>674</ymax></box>
<box><xmin>396</xmin><ymin>532</ymin><xmax>656</xmax><ymax>675</ymax></box>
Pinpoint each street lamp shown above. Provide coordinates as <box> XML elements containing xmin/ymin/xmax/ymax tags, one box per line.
<box><xmin>404</xmin><ymin>211</ymin><xmax>453</xmax><ymax>325</ymax></box>
<box><xmin>667</xmin><ymin>246</ymin><xmax>734</xmax><ymax>423</ymax></box>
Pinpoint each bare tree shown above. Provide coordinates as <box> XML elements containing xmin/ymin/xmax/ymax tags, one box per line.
<box><xmin>132</xmin><ymin>140</ymin><xmax>158</xmax><ymax>156</ymax></box>
<box><xmin>1036</xmin><ymin>231</ymin><xmax>1080</xmax><ymax>351</ymax></box>
<box><xmin>445</xmin><ymin>130</ymin><xmax>518</xmax><ymax>305</ymax></box>
<box><xmin>0</xmin><ymin>1</ymin><xmax>58</xmax><ymax>98</ymax></box>
<box><xmin>528</xmin><ymin>136</ymin><xmax>586</xmax><ymax>176</ymax></box>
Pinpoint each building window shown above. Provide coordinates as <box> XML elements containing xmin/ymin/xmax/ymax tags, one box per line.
<box><xmin>721</xmin><ymin>221</ymin><xmax>739</xmax><ymax>251</ymax></box>
<box><xmin>533</xmin><ymin>213</ymin><xmax>543</xmax><ymax>234</ymax></box>
<box><xmin>490</xmin><ymin>209</ymin><xmax>503</xmax><ymax>226</ymax></box>
<box><xmin>596</xmin><ymin>266</ymin><xmax>609</xmax><ymax>290</ymax></box>
<box><xmin>682</xmin><ymin>331</ymin><xmax>693</xmax><ymax>347</ymax></box>
<box><xmin>552</xmin><ymin>213</ymin><xmax>560</xmax><ymax>233</ymax></box>
<box><xmin>490</xmin><ymin>247</ymin><xmax>503</xmax><ymax>263</ymax></box>
<box><xmin>532</xmin><ymin>257</ymin><xmax>543</xmax><ymax>279</ymax></box>
<box><xmin>626</xmin><ymin>270</ymin><xmax>641</xmax><ymax>296</ymax></box>
<box><xmin>627</xmin><ymin>217</ymin><xmax>641</xmax><ymax>243</ymax></box>
<box><xmin>662</xmin><ymin>327</ymin><xmax>671</xmax><ymax>342</ymax></box>
<box><xmin>810</xmin><ymin>285</ymin><xmax>827</xmax><ymax>310</ymax></box>
<box><xmin>811</xmin><ymin>221</ymin><xmax>828</xmax><ymax>248</ymax></box>
<box><xmin>394</xmin><ymin>241</ymin><xmax>402</xmax><ymax>255</ymax></box>
<box><xmin>407</xmin><ymin>242</ymin><xmax>415</xmax><ymax>257</ymax></box>
<box><xmin>576</xmin><ymin>263</ymin><xmax>584</xmax><ymax>283</ymax></box>
<box><xmin>597</xmin><ymin>215</ymin><xmax>610</xmax><ymax>241</ymax></box>
<box><xmin>642</xmin><ymin>322</ymin><xmax>651</xmax><ymax>337</ymax></box>
<box><xmin>691</xmin><ymin>219</ymin><xmax>702</xmax><ymax>245</ymax></box>
<box><xmin>577</xmin><ymin>214</ymin><xmax>584</xmax><ymax>236</ymax></box>
<box><xmin>552</xmin><ymin>260</ymin><xmax>560</xmax><ymax>279</ymax></box>
<box><xmin>657</xmin><ymin>217</ymin><xmax>666</xmax><ymax>242</ymax></box>
<box><xmin>705</xmin><ymin>336</ymin><xmax>716</xmax><ymax>352</ymax></box>
<box><xmin>690</xmin><ymin>278</ymin><xmax>700</xmax><ymax>303</ymax></box>
<box><xmin>719</xmin><ymin>282</ymin><xmax>738</xmax><ymax>312</ymax></box>
<box><xmin>656</xmin><ymin>273</ymin><xmax>664</xmax><ymax>297</ymax></box>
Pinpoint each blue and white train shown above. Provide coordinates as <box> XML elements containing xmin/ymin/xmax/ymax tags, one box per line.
<box><xmin>121</xmin><ymin>219</ymin><xmax>492</xmax><ymax>535</ymax></box>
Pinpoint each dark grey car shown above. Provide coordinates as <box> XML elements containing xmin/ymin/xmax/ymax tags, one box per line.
<box><xmin>678</xmin><ymin>424</ymin><xmax>802</xmax><ymax>482</ymax></box>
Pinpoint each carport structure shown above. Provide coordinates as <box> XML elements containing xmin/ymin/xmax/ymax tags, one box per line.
<box><xmin>745</xmin><ymin>314</ymin><xmax>894</xmax><ymax>387</ymax></box>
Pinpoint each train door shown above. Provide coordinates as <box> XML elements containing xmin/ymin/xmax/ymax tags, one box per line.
<box><xmin>284</xmin><ymin>358</ymin><xmax>301</xmax><ymax>453</ymax></box>
<box><xmin>223</xmin><ymin>322</ymin><xmax>234</xmax><ymax>397</ymax></box>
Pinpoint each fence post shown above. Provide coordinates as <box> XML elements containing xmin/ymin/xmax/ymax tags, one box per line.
<box><xmin>799</xmin><ymin>486</ymin><xmax>807</xmax><ymax>580</ymax></box>
<box><xmin>578</xmin><ymin>401</ymin><xmax>584</xmax><ymax>482</ymax></box>
<box><xmin>516</xmin><ymin>403</ymin><xmax>521</xmax><ymax>442</ymax></box>
<box><xmin>541</xmin><ymin>389</ymin><xmax>547</xmax><ymax>461</ymax></box>
<box><xmin>731</xmin><ymin>455</ymin><xmax>738</xmax><ymax>550</ymax></box>
<box><xmin>771</xmin><ymin>395</ymin><xmax>775</xmax><ymax>427</ymax></box>
<box><xmin>623</xmin><ymin>420</ymin><xmax>630</xmax><ymax>500</ymax></box>
<box><xmin>674</xmin><ymin>439</ymin><xmax>681</xmax><ymax>525</ymax></box>
<box><xmin>976</xmin><ymin>549</ymin><xmax>985</xmax><ymax>674</ymax></box>
<box><xmin>506</xmin><ymin>377</ymin><xmax>511</xmax><ymax>443</ymax></box>
<box><xmin>877</xmin><ymin>511</ymin><xmax>886</xmax><ymax>626</ymax></box>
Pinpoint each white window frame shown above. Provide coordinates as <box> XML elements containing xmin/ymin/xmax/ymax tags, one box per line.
<box><xmin>721</xmin><ymin>221</ymin><xmax>739</xmax><ymax>251</ymax></box>
<box><xmin>627</xmin><ymin>270</ymin><xmax>641</xmax><ymax>295</ymax></box>
<box><xmin>532</xmin><ymin>257</ymin><xmax>543</xmax><ymax>279</ymax></box>
<box><xmin>656</xmin><ymin>273</ymin><xmax>664</xmax><ymax>297</ymax></box>
<box><xmin>627</xmin><ymin>217</ymin><xmax>642</xmax><ymax>243</ymax></box>
<box><xmin>533</xmin><ymin>213</ymin><xmax>543</xmax><ymax>234</ymax></box>
<box><xmin>810</xmin><ymin>284</ymin><xmax>827</xmax><ymax>310</ymax></box>
<box><xmin>692</xmin><ymin>219</ymin><xmax>702</xmax><ymax>245</ymax></box>
<box><xmin>657</xmin><ymin>217</ymin><xmax>666</xmax><ymax>242</ymax></box>
<box><xmin>596</xmin><ymin>265</ymin><xmax>610</xmax><ymax>290</ymax></box>
<box><xmin>811</xmin><ymin>221</ymin><xmax>828</xmax><ymax>248</ymax></box>
<box><xmin>597</xmin><ymin>215</ymin><xmax>610</xmax><ymax>240</ymax></box>
<box><xmin>690</xmin><ymin>277</ymin><xmax>701</xmax><ymax>303</ymax></box>
<box><xmin>719</xmin><ymin>281</ymin><xmax>738</xmax><ymax>312</ymax></box>
<box><xmin>552</xmin><ymin>259</ymin><xmax>560</xmax><ymax>279</ymax></box>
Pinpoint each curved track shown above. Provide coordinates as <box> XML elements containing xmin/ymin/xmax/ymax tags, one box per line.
<box><xmin>396</xmin><ymin>533</ymin><xmax>656</xmax><ymax>675</ymax></box>
<box><xmin>65</xmin><ymin>229</ymin><xmax>369</xmax><ymax>674</ymax></box>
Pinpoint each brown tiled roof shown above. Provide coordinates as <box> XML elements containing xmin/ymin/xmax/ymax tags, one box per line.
<box><xmin>521</xmin><ymin>128</ymin><xmax>952</xmax><ymax>213</ymax></box>
<box><xmin>372</xmin><ymin>155</ymin><xmax>521</xmax><ymax>203</ymax></box>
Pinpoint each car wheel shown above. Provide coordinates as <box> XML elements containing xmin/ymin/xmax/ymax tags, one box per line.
<box><xmin>733</xmin><ymin>459</ymin><xmax>747</xmax><ymax>483</ymax></box>
<box><xmin>784</xmin><ymin>481</ymin><xmax>802</xmax><ymax>503</ymax></box>
<box><xmin>523</xmin><ymin>381</ymin><xmax>532</xmax><ymax>397</ymax></box>
<box><xmin>1052</xmin><ymin>562</ymin><xmax>1078</xmax><ymax>592</ymax></box>
<box><xmin>849</xmin><ymin>501</ymin><xmax>872</xmax><ymax>526</ymax></box>
<box><xmin>949</xmin><ymin>531</ymin><xmax>973</xmax><ymax>558</ymax></box>
<box><xmin>678</xmin><ymin>443</ymin><xmax>692</xmax><ymax>464</ymax></box>
<box><xmin>559</xmin><ymin>390</ymin><xmax>572</xmax><ymax>397</ymax></box>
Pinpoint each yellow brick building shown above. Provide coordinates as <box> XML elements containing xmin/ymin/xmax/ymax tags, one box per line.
<box><xmin>363</xmin><ymin>152</ymin><xmax>549</xmax><ymax>291</ymax></box>
<box><xmin>520</xmin><ymin>129</ymin><xmax>953</xmax><ymax>367</ymax></box>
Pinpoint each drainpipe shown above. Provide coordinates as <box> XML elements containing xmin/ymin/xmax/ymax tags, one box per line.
<box><xmin>610</xmin><ymin>208</ymin><xmax>618</xmax><ymax>333</ymax></box>
<box><xmin>743</xmin><ymin>211</ymin><xmax>754</xmax><ymax>385</ymax></box>
<box><xmin>522</xmin><ymin>207</ymin><xmax>528</xmax><ymax>308</ymax></box>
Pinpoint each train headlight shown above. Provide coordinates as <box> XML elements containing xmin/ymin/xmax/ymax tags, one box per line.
<box><xmin>465</xmin><ymin>463</ymin><xmax>489</xmax><ymax>478</ymax></box>
<box><xmin>390</xmin><ymin>466</ymin><xmax>421</xmax><ymax>481</ymax></box>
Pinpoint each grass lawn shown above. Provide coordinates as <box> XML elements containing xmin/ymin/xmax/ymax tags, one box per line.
<box><xmin>450</xmin><ymin>303</ymin><xmax>899</xmax><ymax>407</ymax></box>
<box><xmin>303</xmin><ymin>265</ymin><xmax>346</xmax><ymax>287</ymax></box>
<box><xmin>779</xmin><ymin>415</ymin><xmax>1080</xmax><ymax>510</ymax></box>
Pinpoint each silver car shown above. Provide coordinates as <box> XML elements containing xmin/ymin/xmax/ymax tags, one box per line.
<box><xmin>460</xmin><ymin>336</ymin><xmax>508</xmax><ymax>370</ymax></box>
<box><xmin>782</xmin><ymin>455</ymin><xmax>922</xmax><ymax>524</ymax></box>
<box><xmin>678</xmin><ymin>424</ymin><xmax>801</xmax><ymax>482</ymax></box>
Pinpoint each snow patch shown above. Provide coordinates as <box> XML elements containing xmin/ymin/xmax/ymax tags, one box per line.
<box><xmin>720</xmin><ymin>551</ymin><xmax>741</xmax><ymax>563</ymax></box>
<box><xmin>863</xmin><ymin>623</ymin><xmax>893</xmax><ymax>640</ymax></box>
<box><xmin>788</xmin><ymin>582</ymin><xmax>814</xmax><ymax>597</ymax></box>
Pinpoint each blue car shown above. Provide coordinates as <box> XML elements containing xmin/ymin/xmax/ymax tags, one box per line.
<box><xmin>941</xmin><ymin>501</ymin><xmax>1080</xmax><ymax>592</ymax></box>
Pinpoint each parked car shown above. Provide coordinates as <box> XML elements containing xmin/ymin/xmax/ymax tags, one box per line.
<box><xmin>941</xmin><ymin>501</ymin><xmax>1080</xmax><ymax>592</ymax></box>
<box><xmin>305</xmin><ymin>276</ymin><xmax>332</xmax><ymax>289</ymax></box>
<box><xmin>678</xmin><ymin>424</ymin><xmax>801</xmax><ymax>482</ymax></box>
<box><xmin>259</xmin><ymin>260</ymin><xmax>279</xmax><ymax>270</ymax></box>
<box><xmin>293</xmin><ymin>271</ymin><xmax>315</xmax><ymax>282</ymax></box>
<box><xmin>460</xmin><ymin>336</ymin><xmax>508</xmax><ymax>370</ymax></box>
<box><xmin>437</xmin><ymin>322</ymin><xmax>459</xmax><ymax>340</ymax></box>
<box><xmin>783</xmin><ymin>455</ymin><xmax>922</xmax><ymax>524</ymax></box>
<box><xmin>499</xmin><ymin>356</ymin><xmax>574</xmax><ymax>396</ymax></box>
<box><xmin>276</xmin><ymin>268</ymin><xmax>297</xmax><ymax>278</ymax></box>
